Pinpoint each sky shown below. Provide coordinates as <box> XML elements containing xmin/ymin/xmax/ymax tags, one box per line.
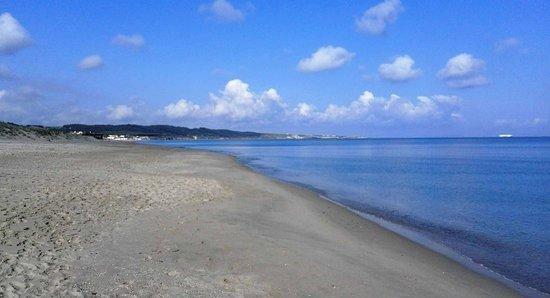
<box><xmin>0</xmin><ymin>0</ymin><xmax>548</xmax><ymax>137</ymax></box>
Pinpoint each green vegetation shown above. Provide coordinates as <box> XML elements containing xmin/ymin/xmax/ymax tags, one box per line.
<box><xmin>0</xmin><ymin>122</ymin><xmax>66</xmax><ymax>139</ymax></box>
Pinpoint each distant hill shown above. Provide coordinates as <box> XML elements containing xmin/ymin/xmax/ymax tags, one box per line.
<box><xmin>61</xmin><ymin>124</ymin><xmax>265</xmax><ymax>139</ymax></box>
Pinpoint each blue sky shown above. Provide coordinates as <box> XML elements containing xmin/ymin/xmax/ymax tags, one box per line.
<box><xmin>0</xmin><ymin>0</ymin><xmax>548</xmax><ymax>137</ymax></box>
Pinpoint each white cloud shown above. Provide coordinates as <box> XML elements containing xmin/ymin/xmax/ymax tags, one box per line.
<box><xmin>157</xmin><ymin>80</ymin><xmax>460</xmax><ymax>126</ymax></box>
<box><xmin>450</xmin><ymin>112</ymin><xmax>463</xmax><ymax>121</ymax></box>
<box><xmin>438</xmin><ymin>53</ymin><xmax>488</xmax><ymax>89</ymax></box>
<box><xmin>378</xmin><ymin>55</ymin><xmax>421</xmax><ymax>82</ymax></box>
<box><xmin>356</xmin><ymin>0</ymin><xmax>403</xmax><ymax>35</ymax></box>
<box><xmin>112</xmin><ymin>34</ymin><xmax>145</xmax><ymax>49</ymax></box>
<box><xmin>1</xmin><ymin>75</ymin><xmax>464</xmax><ymax>128</ymax></box>
<box><xmin>77</xmin><ymin>55</ymin><xmax>104</xmax><ymax>70</ymax></box>
<box><xmin>292</xmin><ymin>91</ymin><xmax>460</xmax><ymax>124</ymax></box>
<box><xmin>161</xmin><ymin>79</ymin><xmax>285</xmax><ymax>121</ymax></box>
<box><xmin>0</xmin><ymin>13</ymin><xmax>32</xmax><ymax>55</ymax></box>
<box><xmin>495</xmin><ymin>37</ymin><xmax>520</xmax><ymax>52</ymax></box>
<box><xmin>107</xmin><ymin>105</ymin><xmax>134</xmax><ymax>120</ymax></box>
<box><xmin>293</xmin><ymin>102</ymin><xmax>315</xmax><ymax>118</ymax></box>
<box><xmin>199</xmin><ymin>0</ymin><xmax>246</xmax><ymax>22</ymax></box>
<box><xmin>163</xmin><ymin>99</ymin><xmax>200</xmax><ymax>119</ymax></box>
<box><xmin>208</xmin><ymin>79</ymin><xmax>284</xmax><ymax>120</ymax></box>
<box><xmin>438</xmin><ymin>53</ymin><xmax>484</xmax><ymax>79</ymax></box>
<box><xmin>261</xmin><ymin>88</ymin><xmax>285</xmax><ymax>106</ymax></box>
<box><xmin>297</xmin><ymin>46</ymin><xmax>355</xmax><ymax>73</ymax></box>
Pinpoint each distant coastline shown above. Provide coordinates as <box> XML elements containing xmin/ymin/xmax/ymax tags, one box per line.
<box><xmin>2</xmin><ymin>122</ymin><xmax>548</xmax><ymax>142</ymax></box>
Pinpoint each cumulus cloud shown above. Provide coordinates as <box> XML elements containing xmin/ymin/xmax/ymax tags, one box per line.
<box><xmin>199</xmin><ymin>0</ymin><xmax>246</xmax><ymax>22</ymax></box>
<box><xmin>208</xmin><ymin>79</ymin><xmax>284</xmax><ymax>120</ymax></box>
<box><xmin>163</xmin><ymin>99</ymin><xmax>200</xmax><ymax>118</ymax></box>
<box><xmin>378</xmin><ymin>55</ymin><xmax>421</xmax><ymax>82</ymax></box>
<box><xmin>0</xmin><ymin>13</ymin><xmax>32</xmax><ymax>55</ymax></box>
<box><xmin>297</xmin><ymin>46</ymin><xmax>355</xmax><ymax>73</ymax></box>
<box><xmin>77</xmin><ymin>55</ymin><xmax>104</xmax><ymax>70</ymax></box>
<box><xmin>495</xmin><ymin>37</ymin><xmax>520</xmax><ymax>52</ymax></box>
<box><xmin>292</xmin><ymin>92</ymin><xmax>460</xmax><ymax>124</ymax></box>
<box><xmin>293</xmin><ymin>102</ymin><xmax>316</xmax><ymax>118</ymax></box>
<box><xmin>107</xmin><ymin>105</ymin><xmax>134</xmax><ymax>120</ymax></box>
<box><xmin>112</xmin><ymin>34</ymin><xmax>145</xmax><ymax>49</ymax></box>
<box><xmin>157</xmin><ymin>79</ymin><xmax>461</xmax><ymax>126</ymax></box>
<box><xmin>161</xmin><ymin>79</ymin><xmax>285</xmax><ymax>121</ymax></box>
<box><xmin>438</xmin><ymin>53</ymin><xmax>484</xmax><ymax>79</ymax></box>
<box><xmin>356</xmin><ymin>0</ymin><xmax>403</xmax><ymax>35</ymax></box>
<box><xmin>437</xmin><ymin>53</ymin><xmax>488</xmax><ymax>89</ymax></box>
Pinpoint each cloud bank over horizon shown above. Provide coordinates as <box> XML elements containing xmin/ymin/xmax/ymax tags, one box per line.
<box><xmin>1</xmin><ymin>77</ymin><xmax>470</xmax><ymax>130</ymax></box>
<box><xmin>158</xmin><ymin>79</ymin><xmax>462</xmax><ymax>126</ymax></box>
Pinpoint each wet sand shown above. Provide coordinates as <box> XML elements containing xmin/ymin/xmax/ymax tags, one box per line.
<box><xmin>0</xmin><ymin>140</ymin><xmax>518</xmax><ymax>296</ymax></box>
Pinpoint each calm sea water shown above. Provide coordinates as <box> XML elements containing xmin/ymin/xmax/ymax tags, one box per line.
<box><xmin>145</xmin><ymin>138</ymin><xmax>550</xmax><ymax>294</ymax></box>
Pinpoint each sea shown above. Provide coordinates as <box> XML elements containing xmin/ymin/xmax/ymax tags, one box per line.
<box><xmin>143</xmin><ymin>137</ymin><xmax>550</xmax><ymax>295</ymax></box>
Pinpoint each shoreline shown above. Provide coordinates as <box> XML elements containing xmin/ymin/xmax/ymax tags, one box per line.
<box><xmin>148</xmin><ymin>142</ymin><xmax>546</xmax><ymax>297</ymax></box>
<box><xmin>321</xmin><ymin>196</ymin><xmax>545</xmax><ymax>298</ymax></box>
<box><xmin>0</xmin><ymin>139</ymin><xmax>525</xmax><ymax>296</ymax></box>
<box><xmin>234</xmin><ymin>154</ymin><xmax>544</xmax><ymax>298</ymax></box>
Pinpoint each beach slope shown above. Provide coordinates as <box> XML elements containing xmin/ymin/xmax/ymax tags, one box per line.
<box><xmin>0</xmin><ymin>140</ymin><xmax>517</xmax><ymax>297</ymax></box>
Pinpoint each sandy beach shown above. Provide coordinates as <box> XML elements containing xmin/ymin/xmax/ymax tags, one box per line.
<box><xmin>0</xmin><ymin>139</ymin><xmax>518</xmax><ymax>297</ymax></box>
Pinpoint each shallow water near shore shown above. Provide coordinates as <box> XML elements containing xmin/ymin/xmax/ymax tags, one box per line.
<box><xmin>144</xmin><ymin>137</ymin><xmax>550</xmax><ymax>294</ymax></box>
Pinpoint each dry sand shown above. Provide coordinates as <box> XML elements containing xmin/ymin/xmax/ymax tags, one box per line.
<box><xmin>0</xmin><ymin>140</ymin><xmax>518</xmax><ymax>297</ymax></box>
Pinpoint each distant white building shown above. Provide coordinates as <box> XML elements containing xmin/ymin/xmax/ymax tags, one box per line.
<box><xmin>105</xmin><ymin>134</ymin><xmax>149</xmax><ymax>141</ymax></box>
<box><xmin>285</xmin><ymin>134</ymin><xmax>303</xmax><ymax>139</ymax></box>
<box><xmin>106</xmin><ymin>134</ymin><xmax>127</xmax><ymax>140</ymax></box>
